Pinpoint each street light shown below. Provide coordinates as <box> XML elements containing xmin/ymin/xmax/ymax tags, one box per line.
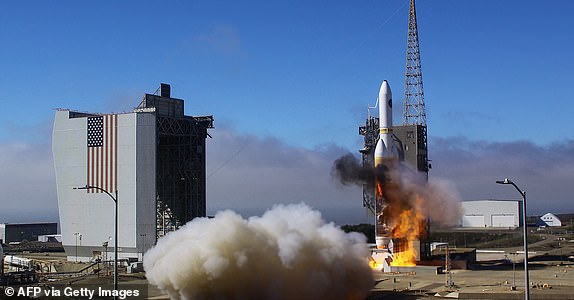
<box><xmin>496</xmin><ymin>178</ymin><xmax>529</xmax><ymax>300</ymax></box>
<box><xmin>74</xmin><ymin>185</ymin><xmax>118</xmax><ymax>291</ymax></box>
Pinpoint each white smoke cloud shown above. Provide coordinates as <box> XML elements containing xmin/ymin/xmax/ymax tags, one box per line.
<box><xmin>144</xmin><ymin>203</ymin><xmax>374</xmax><ymax>300</ymax></box>
<box><xmin>413</xmin><ymin>177</ymin><xmax>462</xmax><ymax>227</ymax></box>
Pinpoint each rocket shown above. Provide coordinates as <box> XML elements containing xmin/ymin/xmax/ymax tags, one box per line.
<box><xmin>374</xmin><ymin>80</ymin><xmax>398</xmax><ymax>166</ymax></box>
<box><xmin>374</xmin><ymin>80</ymin><xmax>398</xmax><ymax>250</ymax></box>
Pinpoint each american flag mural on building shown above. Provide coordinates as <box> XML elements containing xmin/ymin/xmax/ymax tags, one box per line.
<box><xmin>86</xmin><ymin>114</ymin><xmax>118</xmax><ymax>193</ymax></box>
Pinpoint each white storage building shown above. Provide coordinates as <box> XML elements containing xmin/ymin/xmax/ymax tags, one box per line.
<box><xmin>460</xmin><ymin>200</ymin><xmax>521</xmax><ymax>228</ymax></box>
<box><xmin>537</xmin><ymin>213</ymin><xmax>562</xmax><ymax>227</ymax></box>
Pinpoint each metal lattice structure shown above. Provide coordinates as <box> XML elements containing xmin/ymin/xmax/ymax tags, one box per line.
<box><xmin>156</xmin><ymin>115</ymin><xmax>213</xmax><ymax>227</ymax></box>
<box><xmin>358</xmin><ymin>116</ymin><xmax>379</xmax><ymax>214</ymax></box>
<box><xmin>139</xmin><ymin>84</ymin><xmax>214</xmax><ymax>239</ymax></box>
<box><xmin>403</xmin><ymin>0</ymin><xmax>426</xmax><ymax>126</ymax></box>
<box><xmin>402</xmin><ymin>0</ymin><xmax>429</xmax><ymax>179</ymax></box>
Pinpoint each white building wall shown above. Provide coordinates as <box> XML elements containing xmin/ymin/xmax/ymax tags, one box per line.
<box><xmin>460</xmin><ymin>200</ymin><xmax>520</xmax><ymax>228</ymax></box>
<box><xmin>462</xmin><ymin>215</ymin><xmax>485</xmax><ymax>227</ymax></box>
<box><xmin>53</xmin><ymin>110</ymin><xmax>156</xmax><ymax>261</ymax></box>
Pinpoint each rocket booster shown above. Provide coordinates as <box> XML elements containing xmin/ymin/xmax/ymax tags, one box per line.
<box><xmin>374</xmin><ymin>80</ymin><xmax>398</xmax><ymax>167</ymax></box>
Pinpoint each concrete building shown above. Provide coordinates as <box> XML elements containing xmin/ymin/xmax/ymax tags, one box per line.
<box><xmin>0</xmin><ymin>223</ymin><xmax>58</xmax><ymax>243</ymax></box>
<box><xmin>537</xmin><ymin>213</ymin><xmax>562</xmax><ymax>227</ymax></box>
<box><xmin>460</xmin><ymin>200</ymin><xmax>521</xmax><ymax>228</ymax></box>
<box><xmin>52</xmin><ymin>83</ymin><xmax>213</xmax><ymax>262</ymax></box>
<box><xmin>394</xmin><ymin>125</ymin><xmax>430</xmax><ymax>176</ymax></box>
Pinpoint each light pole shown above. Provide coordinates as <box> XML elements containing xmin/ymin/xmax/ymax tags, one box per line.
<box><xmin>559</xmin><ymin>242</ymin><xmax>563</xmax><ymax>265</ymax></box>
<box><xmin>74</xmin><ymin>185</ymin><xmax>118</xmax><ymax>291</ymax></box>
<box><xmin>73</xmin><ymin>232</ymin><xmax>81</xmax><ymax>262</ymax></box>
<box><xmin>506</xmin><ymin>253</ymin><xmax>517</xmax><ymax>290</ymax></box>
<box><xmin>496</xmin><ymin>178</ymin><xmax>529</xmax><ymax>300</ymax></box>
<box><xmin>103</xmin><ymin>241</ymin><xmax>109</xmax><ymax>276</ymax></box>
<box><xmin>511</xmin><ymin>253</ymin><xmax>517</xmax><ymax>290</ymax></box>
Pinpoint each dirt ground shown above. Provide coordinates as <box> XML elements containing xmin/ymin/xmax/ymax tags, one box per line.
<box><xmin>11</xmin><ymin>238</ymin><xmax>574</xmax><ymax>299</ymax></box>
<box><xmin>367</xmin><ymin>236</ymin><xmax>574</xmax><ymax>300</ymax></box>
<box><xmin>38</xmin><ymin>258</ymin><xmax>574</xmax><ymax>299</ymax></box>
<box><xmin>369</xmin><ymin>262</ymin><xmax>574</xmax><ymax>299</ymax></box>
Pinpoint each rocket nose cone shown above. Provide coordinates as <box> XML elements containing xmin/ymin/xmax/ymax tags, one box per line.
<box><xmin>379</xmin><ymin>80</ymin><xmax>392</xmax><ymax>110</ymax></box>
<box><xmin>379</xmin><ymin>80</ymin><xmax>391</xmax><ymax>97</ymax></box>
<box><xmin>378</xmin><ymin>80</ymin><xmax>393</xmax><ymax>128</ymax></box>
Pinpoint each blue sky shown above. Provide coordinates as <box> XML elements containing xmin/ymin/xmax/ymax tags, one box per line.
<box><xmin>1</xmin><ymin>1</ymin><xmax>573</xmax><ymax>224</ymax></box>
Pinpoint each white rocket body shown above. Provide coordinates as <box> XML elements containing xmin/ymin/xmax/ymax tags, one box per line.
<box><xmin>373</xmin><ymin>80</ymin><xmax>398</xmax><ymax>250</ymax></box>
<box><xmin>374</xmin><ymin>80</ymin><xmax>398</xmax><ymax>166</ymax></box>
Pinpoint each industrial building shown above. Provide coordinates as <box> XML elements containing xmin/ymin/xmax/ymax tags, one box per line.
<box><xmin>52</xmin><ymin>83</ymin><xmax>213</xmax><ymax>262</ymax></box>
<box><xmin>0</xmin><ymin>223</ymin><xmax>58</xmax><ymax>243</ymax></box>
<box><xmin>460</xmin><ymin>200</ymin><xmax>521</xmax><ymax>228</ymax></box>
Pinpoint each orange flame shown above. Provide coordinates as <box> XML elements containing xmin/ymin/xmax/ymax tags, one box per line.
<box><xmin>389</xmin><ymin>197</ymin><xmax>426</xmax><ymax>266</ymax></box>
<box><xmin>368</xmin><ymin>259</ymin><xmax>384</xmax><ymax>270</ymax></box>
<box><xmin>374</xmin><ymin>165</ymin><xmax>428</xmax><ymax>267</ymax></box>
<box><xmin>376</xmin><ymin>182</ymin><xmax>383</xmax><ymax>198</ymax></box>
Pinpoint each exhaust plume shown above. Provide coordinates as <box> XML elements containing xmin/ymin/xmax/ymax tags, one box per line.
<box><xmin>144</xmin><ymin>203</ymin><xmax>374</xmax><ymax>300</ymax></box>
<box><xmin>331</xmin><ymin>153</ymin><xmax>462</xmax><ymax>227</ymax></box>
<box><xmin>331</xmin><ymin>153</ymin><xmax>388</xmax><ymax>187</ymax></box>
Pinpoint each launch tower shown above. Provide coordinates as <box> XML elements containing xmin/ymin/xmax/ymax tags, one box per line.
<box><xmin>359</xmin><ymin>0</ymin><xmax>430</xmax><ymax>262</ymax></box>
<box><xmin>137</xmin><ymin>84</ymin><xmax>214</xmax><ymax>237</ymax></box>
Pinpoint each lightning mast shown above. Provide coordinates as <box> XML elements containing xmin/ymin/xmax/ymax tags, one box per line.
<box><xmin>398</xmin><ymin>0</ymin><xmax>430</xmax><ymax>181</ymax></box>
<box><xmin>403</xmin><ymin>0</ymin><xmax>426</xmax><ymax>126</ymax></box>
